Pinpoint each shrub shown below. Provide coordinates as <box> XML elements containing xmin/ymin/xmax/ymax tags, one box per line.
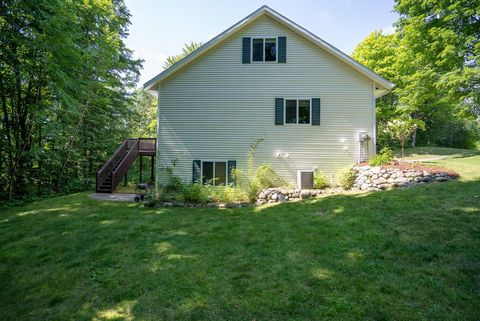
<box><xmin>369</xmin><ymin>147</ymin><xmax>394</xmax><ymax>166</ymax></box>
<box><xmin>254</xmin><ymin>164</ymin><xmax>285</xmax><ymax>188</ymax></box>
<box><xmin>206</xmin><ymin>186</ymin><xmax>249</xmax><ymax>204</ymax></box>
<box><xmin>338</xmin><ymin>168</ymin><xmax>356</xmax><ymax>190</ymax></box>
<box><xmin>313</xmin><ymin>170</ymin><xmax>328</xmax><ymax>189</ymax></box>
<box><xmin>163</xmin><ymin>175</ymin><xmax>184</xmax><ymax>193</ymax></box>
<box><xmin>182</xmin><ymin>183</ymin><xmax>209</xmax><ymax>204</ymax></box>
<box><xmin>246</xmin><ymin>164</ymin><xmax>286</xmax><ymax>201</ymax></box>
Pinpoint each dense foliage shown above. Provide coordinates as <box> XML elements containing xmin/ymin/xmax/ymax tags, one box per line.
<box><xmin>0</xmin><ymin>0</ymin><xmax>142</xmax><ymax>202</ymax></box>
<box><xmin>352</xmin><ymin>0</ymin><xmax>480</xmax><ymax>150</ymax></box>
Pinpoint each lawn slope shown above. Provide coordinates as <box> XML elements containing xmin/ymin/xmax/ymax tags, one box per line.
<box><xmin>1</xmin><ymin>155</ymin><xmax>479</xmax><ymax>320</ymax></box>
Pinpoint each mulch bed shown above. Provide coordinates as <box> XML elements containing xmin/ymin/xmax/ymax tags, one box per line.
<box><xmin>358</xmin><ymin>161</ymin><xmax>459</xmax><ymax>178</ymax></box>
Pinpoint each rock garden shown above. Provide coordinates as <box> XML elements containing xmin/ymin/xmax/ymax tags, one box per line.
<box><xmin>255</xmin><ymin>162</ymin><xmax>458</xmax><ymax>205</ymax></box>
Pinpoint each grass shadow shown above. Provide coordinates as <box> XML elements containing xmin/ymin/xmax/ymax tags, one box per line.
<box><xmin>1</xmin><ymin>180</ymin><xmax>480</xmax><ymax>320</ymax></box>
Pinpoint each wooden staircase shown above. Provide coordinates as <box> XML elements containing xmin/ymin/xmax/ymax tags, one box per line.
<box><xmin>96</xmin><ymin>138</ymin><xmax>156</xmax><ymax>193</ymax></box>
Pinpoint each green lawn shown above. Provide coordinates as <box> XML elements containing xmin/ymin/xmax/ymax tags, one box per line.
<box><xmin>395</xmin><ymin>146</ymin><xmax>480</xmax><ymax>160</ymax></box>
<box><xmin>1</xmin><ymin>152</ymin><xmax>479</xmax><ymax>320</ymax></box>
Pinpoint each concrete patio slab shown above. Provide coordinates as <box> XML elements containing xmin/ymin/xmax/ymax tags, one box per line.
<box><xmin>89</xmin><ymin>193</ymin><xmax>137</xmax><ymax>202</ymax></box>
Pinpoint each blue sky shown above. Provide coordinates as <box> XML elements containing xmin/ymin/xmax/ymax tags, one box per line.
<box><xmin>124</xmin><ymin>0</ymin><xmax>398</xmax><ymax>86</ymax></box>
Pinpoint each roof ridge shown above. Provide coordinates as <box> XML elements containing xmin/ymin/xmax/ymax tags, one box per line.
<box><xmin>144</xmin><ymin>6</ymin><xmax>394</xmax><ymax>91</ymax></box>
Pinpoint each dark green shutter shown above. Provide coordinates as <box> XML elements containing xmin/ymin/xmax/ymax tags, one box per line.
<box><xmin>242</xmin><ymin>37</ymin><xmax>251</xmax><ymax>64</ymax></box>
<box><xmin>227</xmin><ymin>160</ymin><xmax>237</xmax><ymax>186</ymax></box>
<box><xmin>312</xmin><ymin>98</ymin><xmax>320</xmax><ymax>126</ymax></box>
<box><xmin>275</xmin><ymin>98</ymin><xmax>284</xmax><ymax>125</ymax></box>
<box><xmin>278</xmin><ymin>36</ymin><xmax>286</xmax><ymax>63</ymax></box>
<box><xmin>192</xmin><ymin>160</ymin><xmax>201</xmax><ymax>183</ymax></box>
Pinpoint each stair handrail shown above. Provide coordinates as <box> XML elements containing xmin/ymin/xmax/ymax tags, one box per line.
<box><xmin>111</xmin><ymin>139</ymin><xmax>140</xmax><ymax>192</ymax></box>
<box><xmin>96</xmin><ymin>140</ymin><xmax>129</xmax><ymax>191</ymax></box>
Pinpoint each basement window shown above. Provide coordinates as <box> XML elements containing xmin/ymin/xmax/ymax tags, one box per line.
<box><xmin>252</xmin><ymin>37</ymin><xmax>277</xmax><ymax>62</ymax></box>
<box><xmin>202</xmin><ymin>161</ymin><xmax>227</xmax><ymax>186</ymax></box>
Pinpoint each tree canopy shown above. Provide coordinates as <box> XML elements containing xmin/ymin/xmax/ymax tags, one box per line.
<box><xmin>352</xmin><ymin>0</ymin><xmax>480</xmax><ymax>149</ymax></box>
<box><xmin>163</xmin><ymin>41</ymin><xmax>203</xmax><ymax>69</ymax></box>
<box><xmin>0</xmin><ymin>0</ymin><xmax>142</xmax><ymax>201</ymax></box>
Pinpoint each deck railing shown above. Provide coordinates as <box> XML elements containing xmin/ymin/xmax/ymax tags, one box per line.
<box><xmin>96</xmin><ymin>140</ymin><xmax>128</xmax><ymax>191</ymax></box>
<box><xmin>96</xmin><ymin>138</ymin><xmax>156</xmax><ymax>192</ymax></box>
<box><xmin>138</xmin><ymin>138</ymin><xmax>156</xmax><ymax>153</ymax></box>
<box><xmin>111</xmin><ymin>140</ymin><xmax>139</xmax><ymax>191</ymax></box>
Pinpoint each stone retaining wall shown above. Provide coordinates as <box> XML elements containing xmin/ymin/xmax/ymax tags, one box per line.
<box><xmin>256</xmin><ymin>165</ymin><xmax>457</xmax><ymax>204</ymax></box>
<box><xmin>256</xmin><ymin>187</ymin><xmax>343</xmax><ymax>205</ymax></box>
<box><xmin>353</xmin><ymin>165</ymin><xmax>456</xmax><ymax>191</ymax></box>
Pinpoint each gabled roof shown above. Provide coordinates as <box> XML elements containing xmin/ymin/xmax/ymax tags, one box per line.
<box><xmin>144</xmin><ymin>5</ymin><xmax>394</xmax><ymax>93</ymax></box>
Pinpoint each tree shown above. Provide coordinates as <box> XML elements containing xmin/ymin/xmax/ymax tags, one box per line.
<box><xmin>394</xmin><ymin>0</ymin><xmax>480</xmax><ymax>147</ymax></box>
<box><xmin>163</xmin><ymin>41</ymin><xmax>203</xmax><ymax>69</ymax></box>
<box><xmin>0</xmin><ymin>0</ymin><xmax>141</xmax><ymax>201</ymax></box>
<box><xmin>386</xmin><ymin>118</ymin><xmax>426</xmax><ymax>157</ymax></box>
<box><xmin>352</xmin><ymin>0</ymin><xmax>480</xmax><ymax>149</ymax></box>
<box><xmin>128</xmin><ymin>89</ymin><xmax>157</xmax><ymax>137</ymax></box>
<box><xmin>352</xmin><ymin>31</ymin><xmax>401</xmax><ymax>148</ymax></box>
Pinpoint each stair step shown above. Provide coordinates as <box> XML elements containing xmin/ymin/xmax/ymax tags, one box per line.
<box><xmin>97</xmin><ymin>139</ymin><xmax>150</xmax><ymax>193</ymax></box>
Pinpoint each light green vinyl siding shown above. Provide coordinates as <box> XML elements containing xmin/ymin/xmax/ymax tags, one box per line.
<box><xmin>156</xmin><ymin>15</ymin><xmax>375</xmax><ymax>185</ymax></box>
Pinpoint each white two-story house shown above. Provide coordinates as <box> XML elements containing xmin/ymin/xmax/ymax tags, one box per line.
<box><xmin>144</xmin><ymin>5</ymin><xmax>393</xmax><ymax>188</ymax></box>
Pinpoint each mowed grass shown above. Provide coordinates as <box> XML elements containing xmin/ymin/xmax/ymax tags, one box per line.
<box><xmin>424</xmin><ymin>155</ymin><xmax>480</xmax><ymax>181</ymax></box>
<box><xmin>1</xmin><ymin>153</ymin><xmax>479</xmax><ymax>320</ymax></box>
<box><xmin>395</xmin><ymin>146</ymin><xmax>480</xmax><ymax>160</ymax></box>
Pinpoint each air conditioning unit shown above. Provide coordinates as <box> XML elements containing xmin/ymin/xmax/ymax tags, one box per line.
<box><xmin>297</xmin><ymin>170</ymin><xmax>314</xmax><ymax>189</ymax></box>
<box><xmin>358</xmin><ymin>131</ymin><xmax>371</xmax><ymax>142</ymax></box>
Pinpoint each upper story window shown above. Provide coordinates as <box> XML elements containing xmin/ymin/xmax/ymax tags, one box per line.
<box><xmin>242</xmin><ymin>36</ymin><xmax>285</xmax><ymax>64</ymax></box>
<box><xmin>285</xmin><ymin>99</ymin><xmax>311</xmax><ymax>124</ymax></box>
<box><xmin>252</xmin><ymin>38</ymin><xmax>277</xmax><ymax>62</ymax></box>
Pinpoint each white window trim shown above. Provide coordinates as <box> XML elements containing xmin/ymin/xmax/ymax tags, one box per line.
<box><xmin>284</xmin><ymin>98</ymin><xmax>312</xmax><ymax>125</ymax></box>
<box><xmin>251</xmin><ymin>36</ymin><xmax>278</xmax><ymax>63</ymax></box>
<box><xmin>200</xmin><ymin>160</ymin><xmax>229</xmax><ymax>186</ymax></box>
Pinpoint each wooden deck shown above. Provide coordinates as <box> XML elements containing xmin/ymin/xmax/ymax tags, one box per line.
<box><xmin>126</xmin><ymin>138</ymin><xmax>156</xmax><ymax>156</ymax></box>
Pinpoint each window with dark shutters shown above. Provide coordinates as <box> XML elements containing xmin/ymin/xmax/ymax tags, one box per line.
<box><xmin>243</xmin><ymin>36</ymin><xmax>286</xmax><ymax>64</ymax></box>
<box><xmin>193</xmin><ymin>160</ymin><xmax>237</xmax><ymax>186</ymax></box>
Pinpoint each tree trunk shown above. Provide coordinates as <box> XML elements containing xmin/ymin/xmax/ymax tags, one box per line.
<box><xmin>411</xmin><ymin>127</ymin><xmax>417</xmax><ymax>147</ymax></box>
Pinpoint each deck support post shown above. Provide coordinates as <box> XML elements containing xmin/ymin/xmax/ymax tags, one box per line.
<box><xmin>139</xmin><ymin>155</ymin><xmax>143</xmax><ymax>183</ymax></box>
<box><xmin>151</xmin><ymin>156</ymin><xmax>155</xmax><ymax>183</ymax></box>
<box><xmin>124</xmin><ymin>170</ymin><xmax>127</xmax><ymax>187</ymax></box>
